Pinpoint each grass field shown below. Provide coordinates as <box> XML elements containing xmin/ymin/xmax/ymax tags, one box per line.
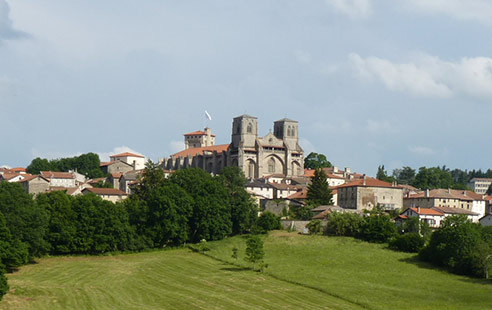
<box><xmin>1</xmin><ymin>231</ymin><xmax>492</xmax><ymax>309</ymax></box>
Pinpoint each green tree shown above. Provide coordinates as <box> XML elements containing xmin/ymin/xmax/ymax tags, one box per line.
<box><xmin>357</xmin><ymin>212</ymin><xmax>397</xmax><ymax>243</ymax></box>
<box><xmin>245</xmin><ymin>235</ymin><xmax>264</xmax><ymax>270</ymax></box>
<box><xmin>0</xmin><ymin>264</ymin><xmax>7</xmax><ymax>301</ymax></box>
<box><xmin>324</xmin><ymin>212</ymin><xmax>362</xmax><ymax>236</ymax></box>
<box><xmin>218</xmin><ymin>167</ymin><xmax>257</xmax><ymax>235</ymax></box>
<box><xmin>376</xmin><ymin>165</ymin><xmax>395</xmax><ymax>183</ymax></box>
<box><xmin>304</xmin><ymin>152</ymin><xmax>332</xmax><ymax>169</ymax></box>
<box><xmin>412</xmin><ymin>166</ymin><xmax>453</xmax><ymax>190</ymax></box>
<box><xmin>26</xmin><ymin>157</ymin><xmax>52</xmax><ymax>174</ymax></box>
<box><xmin>306</xmin><ymin>219</ymin><xmax>322</xmax><ymax>235</ymax></box>
<box><xmin>256</xmin><ymin>211</ymin><xmax>281</xmax><ymax>233</ymax></box>
<box><xmin>392</xmin><ymin>166</ymin><xmax>415</xmax><ymax>185</ymax></box>
<box><xmin>307</xmin><ymin>169</ymin><xmax>333</xmax><ymax>206</ymax></box>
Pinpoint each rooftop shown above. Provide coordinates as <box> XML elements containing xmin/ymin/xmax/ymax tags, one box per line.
<box><xmin>110</xmin><ymin>152</ymin><xmax>145</xmax><ymax>158</ymax></box>
<box><xmin>172</xmin><ymin>144</ymin><xmax>230</xmax><ymax>157</ymax></box>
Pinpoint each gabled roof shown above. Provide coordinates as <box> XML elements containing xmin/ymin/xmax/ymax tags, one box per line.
<box><xmin>432</xmin><ymin>206</ymin><xmax>479</xmax><ymax>216</ymax></box>
<box><xmin>287</xmin><ymin>188</ymin><xmax>308</xmax><ymax>199</ymax></box>
<box><xmin>18</xmin><ymin>175</ymin><xmax>50</xmax><ymax>183</ymax></box>
<box><xmin>172</xmin><ymin>144</ymin><xmax>230</xmax><ymax>157</ymax></box>
<box><xmin>336</xmin><ymin>177</ymin><xmax>401</xmax><ymax>189</ymax></box>
<box><xmin>184</xmin><ymin>130</ymin><xmax>216</xmax><ymax>137</ymax></box>
<box><xmin>407</xmin><ymin>207</ymin><xmax>444</xmax><ymax>216</ymax></box>
<box><xmin>407</xmin><ymin>189</ymin><xmax>483</xmax><ymax>201</ymax></box>
<box><xmin>83</xmin><ymin>187</ymin><xmax>127</xmax><ymax>196</ymax></box>
<box><xmin>40</xmin><ymin>171</ymin><xmax>75</xmax><ymax>179</ymax></box>
<box><xmin>110</xmin><ymin>152</ymin><xmax>145</xmax><ymax>158</ymax></box>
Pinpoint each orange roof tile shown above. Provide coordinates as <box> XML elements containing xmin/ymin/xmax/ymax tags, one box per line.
<box><xmin>407</xmin><ymin>189</ymin><xmax>483</xmax><ymax>201</ymax></box>
<box><xmin>172</xmin><ymin>144</ymin><xmax>230</xmax><ymax>157</ymax></box>
<box><xmin>40</xmin><ymin>171</ymin><xmax>75</xmax><ymax>179</ymax></box>
<box><xmin>336</xmin><ymin>177</ymin><xmax>401</xmax><ymax>189</ymax></box>
<box><xmin>287</xmin><ymin>188</ymin><xmax>308</xmax><ymax>199</ymax></box>
<box><xmin>83</xmin><ymin>188</ymin><xmax>127</xmax><ymax>195</ymax></box>
<box><xmin>110</xmin><ymin>152</ymin><xmax>144</xmax><ymax>158</ymax></box>
<box><xmin>408</xmin><ymin>207</ymin><xmax>444</xmax><ymax>216</ymax></box>
<box><xmin>184</xmin><ymin>130</ymin><xmax>216</xmax><ymax>137</ymax></box>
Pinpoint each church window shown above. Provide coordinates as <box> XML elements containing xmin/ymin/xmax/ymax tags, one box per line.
<box><xmin>247</xmin><ymin>123</ymin><xmax>252</xmax><ymax>133</ymax></box>
<box><xmin>268</xmin><ymin>158</ymin><xmax>275</xmax><ymax>173</ymax></box>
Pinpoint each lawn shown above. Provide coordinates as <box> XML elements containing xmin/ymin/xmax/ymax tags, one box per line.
<box><xmin>206</xmin><ymin>231</ymin><xmax>492</xmax><ymax>310</ymax></box>
<box><xmin>0</xmin><ymin>247</ymin><xmax>362</xmax><ymax>310</ymax></box>
<box><xmin>2</xmin><ymin>231</ymin><xmax>492</xmax><ymax>310</ymax></box>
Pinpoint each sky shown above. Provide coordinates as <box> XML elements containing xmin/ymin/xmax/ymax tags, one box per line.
<box><xmin>1</xmin><ymin>0</ymin><xmax>492</xmax><ymax>176</ymax></box>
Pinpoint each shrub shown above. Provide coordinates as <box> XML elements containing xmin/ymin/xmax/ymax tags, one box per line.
<box><xmin>357</xmin><ymin>213</ymin><xmax>397</xmax><ymax>243</ymax></box>
<box><xmin>389</xmin><ymin>233</ymin><xmax>425</xmax><ymax>253</ymax></box>
<box><xmin>324</xmin><ymin>212</ymin><xmax>362</xmax><ymax>236</ymax></box>
<box><xmin>306</xmin><ymin>220</ymin><xmax>322</xmax><ymax>235</ymax></box>
<box><xmin>256</xmin><ymin>212</ymin><xmax>281</xmax><ymax>233</ymax></box>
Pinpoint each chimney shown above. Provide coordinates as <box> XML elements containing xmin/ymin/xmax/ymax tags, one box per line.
<box><xmin>447</xmin><ymin>188</ymin><xmax>451</xmax><ymax>194</ymax></box>
<box><xmin>133</xmin><ymin>160</ymin><xmax>136</xmax><ymax>171</ymax></box>
<box><xmin>418</xmin><ymin>207</ymin><xmax>421</xmax><ymax>214</ymax></box>
<box><xmin>425</xmin><ymin>189</ymin><xmax>429</xmax><ymax>197</ymax></box>
<box><xmin>333</xmin><ymin>166</ymin><xmax>338</xmax><ymax>173</ymax></box>
<box><xmin>363</xmin><ymin>174</ymin><xmax>366</xmax><ymax>186</ymax></box>
<box><xmin>345</xmin><ymin>167</ymin><xmax>351</xmax><ymax>174</ymax></box>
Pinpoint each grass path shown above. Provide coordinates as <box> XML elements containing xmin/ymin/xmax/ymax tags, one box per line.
<box><xmin>0</xmin><ymin>248</ymin><xmax>362</xmax><ymax>310</ymax></box>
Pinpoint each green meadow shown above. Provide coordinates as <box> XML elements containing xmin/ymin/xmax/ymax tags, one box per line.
<box><xmin>2</xmin><ymin>231</ymin><xmax>492</xmax><ymax>310</ymax></box>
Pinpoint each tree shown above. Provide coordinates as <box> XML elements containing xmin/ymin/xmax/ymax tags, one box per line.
<box><xmin>304</xmin><ymin>152</ymin><xmax>332</xmax><ymax>169</ymax></box>
<box><xmin>256</xmin><ymin>212</ymin><xmax>281</xmax><ymax>233</ymax></box>
<box><xmin>218</xmin><ymin>167</ymin><xmax>257</xmax><ymax>235</ymax></box>
<box><xmin>376</xmin><ymin>165</ymin><xmax>395</xmax><ymax>183</ymax></box>
<box><xmin>0</xmin><ymin>264</ymin><xmax>7</xmax><ymax>301</ymax></box>
<box><xmin>26</xmin><ymin>153</ymin><xmax>104</xmax><ymax>178</ymax></box>
<box><xmin>307</xmin><ymin>169</ymin><xmax>333</xmax><ymax>206</ymax></box>
<box><xmin>324</xmin><ymin>212</ymin><xmax>362</xmax><ymax>236</ymax></box>
<box><xmin>357</xmin><ymin>212</ymin><xmax>397</xmax><ymax>243</ymax></box>
<box><xmin>306</xmin><ymin>220</ymin><xmax>322</xmax><ymax>235</ymax></box>
<box><xmin>392</xmin><ymin>166</ymin><xmax>415</xmax><ymax>185</ymax></box>
<box><xmin>412</xmin><ymin>166</ymin><xmax>453</xmax><ymax>190</ymax></box>
<box><xmin>245</xmin><ymin>235</ymin><xmax>264</xmax><ymax>270</ymax></box>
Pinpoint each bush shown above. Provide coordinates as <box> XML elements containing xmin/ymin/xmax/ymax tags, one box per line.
<box><xmin>306</xmin><ymin>220</ymin><xmax>322</xmax><ymax>235</ymax></box>
<box><xmin>0</xmin><ymin>264</ymin><xmax>8</xmax><ymax>301</ymax></box>
<box><xmin>256</xmin><ymin>212</ymin><xmax>281</xmax><ymax>233</ymax></box>
<box><xmin>389</xmin><ymin>233</ymin><xmax>425</xmax><ymax>253</ymax></box>
<box><xmin>357</xmin><ymin>213</ymin><xmax>397</xmax><ymax>243</ymax></box>
<box><xmin>324</xmin><ymin>212</ymin><xmax>362</xmax><ymax>236</ymax></box>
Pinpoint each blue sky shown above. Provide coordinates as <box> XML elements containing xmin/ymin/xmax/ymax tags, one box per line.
<box><xmin>1</xmin><ymin>0</ymin><xmax>492</xmax><ymax>176</ymax></box>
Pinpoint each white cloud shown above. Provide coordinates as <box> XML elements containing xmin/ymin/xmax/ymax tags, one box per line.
<box><xmin>366</xmin><ymin>119</ymin><xmax>391</xmax><ymax>133</ymax></box>
<box><xmin>409</xmin><ymin>146</ymin><xmax>435</xmax><ymax>155</ymax></box>
<box><xmin>294</xmin><ymin>50</ymin><xmax>311</xmax><ymax>65</ymax></box>
<box><xmin>349</xmin><ymin>53</ymin><xmax>492</xmax><ymax>99</ymax></box>
<box><xmin>326</xmin><ymin>0</ymin><xmax>372</xmax><ymax>20</ymax></box>
<box><xmin>400</xmin><ymin>0</ymin><xmax>492</xmax><ymax>24</ymax></box>
<box><xmin>97</xmin><ymin>146</ymin><xmax>145</xmax><ymax>162</ymax></box>
<box><xmin>0</xmin><ymin>0</ymin><xmax>26</xmax><ymax>41</ymax></box>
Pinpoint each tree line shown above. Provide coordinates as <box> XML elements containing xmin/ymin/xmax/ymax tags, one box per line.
<box><xmin>376</xmin><ymin>165</ymin><xmax>492</xmax><ymax>191</ymax></box>
<box><xmin>0</xmin><ymin>165</ymin><xmax>259</xmax><ymax>300</ymax></box>
<box><xmin>26</xmin><ymin>152</ymin><xmax>105</xmax><ymax>179</ymax></box>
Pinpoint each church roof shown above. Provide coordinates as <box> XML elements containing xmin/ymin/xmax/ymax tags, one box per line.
<box><xmin>234</xmin><ymin>114</ymin><xmax>257</xmax><ymax>119</ymax></box>
<box><xmin>172</xmin><ymin>144</ymin><xmax>230</xmax><ymax>157</ymax></box>
<box><xmin>275</xmin><ymin>118</ymin><xmax>297</xmax><ymax>122</ymax></box>
<box><xmin>184</xmin><ymin>130</ymin><xmax>216</xmax><ymax>137</ymax></box>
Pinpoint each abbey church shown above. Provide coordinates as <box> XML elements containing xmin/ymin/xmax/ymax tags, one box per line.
<box><xmin>160</xmin><ymin>115</ymin><xmax>304</xmax><ymax>178</ymax></box>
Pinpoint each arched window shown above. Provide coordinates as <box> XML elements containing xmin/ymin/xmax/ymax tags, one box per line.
<box><xmin>287</xmin><ymin>126</ymin><xmax>292</xmax><ymax>136</ymax></box>
<box><xmin>268</xmin><ymin>158</ymin><xmax>275</xmax><ymax>173</ymax></box>
<box><xmin>247</xmin><ymin>123</ymin><xmax>252</xmax><ymax>133</ymax></box>
<box><xmin>248</xmin><ymin>160</ymin><xmax>255</xmax><ymax>178</ymax></box>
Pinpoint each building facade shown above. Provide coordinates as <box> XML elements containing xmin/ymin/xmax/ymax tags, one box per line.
<box><xmin>160</xmin><ymin>115</ymin><xmax>305</xmax><ymax>178</ymax></box>
<box><xmin>467</xmin><ymin>178</ymin><xmax>492</xmax><ymax>195</ymax></box>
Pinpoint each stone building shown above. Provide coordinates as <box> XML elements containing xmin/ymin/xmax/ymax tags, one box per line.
<box><xmin>337</xmin><ymin>176</ymin><xmax>404</xmax><ymax>211</ymax></box>
<box><xmin>18</xmin><ymin>175</ymin><xmax>50</xmax><ymax>195</ymax></box>
<box><xmin>403</xmin><ymin>188</ymin><xmax>486</xmax><ymax>217</ymax></box>
<box><xmin>467</xmin><ymin>178</ymin><xmax>492</xmax><ymax>195</ymax></box>
<box><xmin>161</xmin><ymin>115</ymin><xmax>305</xmax><ymax>178</ymax></box>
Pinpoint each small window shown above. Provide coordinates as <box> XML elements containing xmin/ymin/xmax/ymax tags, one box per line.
<box><xmin>247</xmin><ymin>123</ymin><xmax>252</xmax><ymax>133</ymax></box>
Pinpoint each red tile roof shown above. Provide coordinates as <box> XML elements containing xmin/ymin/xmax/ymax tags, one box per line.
<box><xmin>18</xmin><ymin>175</ymin><xmax>50</xmax><ymax>183</ymax></box>
<box><xmin>172</xmin><ymin>144</ymin><xmax>230</xmax><ymax>157</ymax></box>
<box><xmin>303</xmin><ymin>168</ymin><xmax>346</xmax><ymax>179</ymax></box>
<box><xmin>432</xmin><ymin>206</ymin><xmax>479</xmax><ymax>216</ymax></box>
<box><xmin>184</xmin><ymin>130</ymin><xmax>216</xmax><ymax>137</ymax></box>
<box><xmin>336</xmin><ymin>177</ymin><xmax>401</xmax><ymax>189</ymax></box>
<box><xmin>407</xmin><ymin>189</ymin><xmax>483</xmax><ymax>201</ymax></box>
<box><xmin>110</xmin><ymin>152</ymin><xmax>144</xmax><ymax>158</ymax></box>
<box><xmin>83</xmin><ymin>188</ymin><xmax>127</xmax><ymax>196</ymax></box>
<box><xmin>408</xmin><ymin>207</ymin><xmax>444</xmax><ymax>216</ymax></box>
<box><xmin>287</xmin><ymin>188</ymin><xmax>308</xmax><ymax>199</ymax></box>
<box><xmin>40</xmin><ymin>171</ymin><xmax>75</xmax><ymax>179</ymax></box>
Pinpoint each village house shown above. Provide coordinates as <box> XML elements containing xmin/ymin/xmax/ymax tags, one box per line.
<box><xmin>109</xmin><ymin>152</ymin><xmax>146</xmax><ymax>171</ymax></box>
<box><xmin>337</xmin><ymin>176</ymin><xmax>404</xmax><ymax>211</ymax></box>
<box><xmin>467</xmin><ymin>178</ymin><xmax>492</xmax><ymax>195</ymax></box>
<box><xmin>304</xmin><ymin>168</ymin><xmax>347</xmax><ymax>187</ymax></box>
<box><xmin>404</xmin><ymin>189</ymin><xmax>486</xmax><ymax>217</ymax></box>
<box><xmin>245</xmin><ymin>179</ymin><xmax>275</xmax><ymax>201</ymax></box>
<box><xmin>40</xmin><ymin>171</ymin><xmax>77</xmax><ymax>188</ymax></box>
<box><xmin>399</xmin><ymin>207</ymin><xmax>445</xmax><ymax>228</ymax></box>
<box><xmin>17</xmin><ymin>175</ymin><xmax>50</xmax><ymax>195</ymax></box>
<box><xmin>100</xmin><ymin>160</ymin><xmax>135</xmax><ymax>175</ymax></box>
<box><xmin>82</xmin><ymin>187</ymin><xmax>128</xmax><ymax>203</ymax></box>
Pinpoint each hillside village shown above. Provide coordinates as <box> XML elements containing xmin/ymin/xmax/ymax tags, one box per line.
<box><xmin>2</xmin><ymin>114</ymin><xmax>492</xmax><ymax>228</ymax></box>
